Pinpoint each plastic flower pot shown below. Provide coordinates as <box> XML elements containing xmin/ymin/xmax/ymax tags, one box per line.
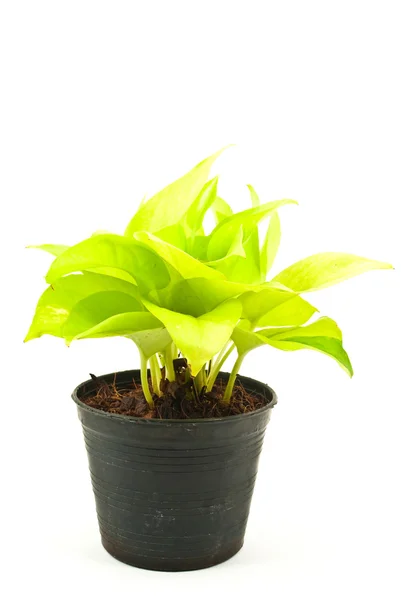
<box><xmin>72</xmin><ymin>369</ymin><xmax>277</xmax><ymax>572</ymax></box>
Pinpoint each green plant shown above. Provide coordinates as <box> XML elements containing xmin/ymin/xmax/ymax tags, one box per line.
<box><xmin>25</xmin><ymin>149</ymin><xmax>392</xmax><ymax>407</ymax></box>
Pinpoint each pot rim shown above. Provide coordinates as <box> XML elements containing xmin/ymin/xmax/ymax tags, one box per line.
<box><xmin>72</xmin><ymin>369</ymin><xmax>278</xmax><ymax>425</ymax></box>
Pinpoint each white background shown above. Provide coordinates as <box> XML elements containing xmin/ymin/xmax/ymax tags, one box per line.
<box><xmin>1</xmin><ymin>1</ymin><xmax>400</xmax><ymax>598</ymax></box>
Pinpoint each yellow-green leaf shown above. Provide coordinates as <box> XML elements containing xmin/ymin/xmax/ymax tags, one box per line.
<box><xmin>231</xmin><ymin>317</ymin><xmax>353</xmax><ymax>376</ymax></box>
<box><xmin>240</xmin><ymin>285</ymin><xmax>317</xmax><ymax>327</ymax></box>
<box><xmin>125</xmin><ymin>148</ymin><xmax>226</xmax><ymax>236</ymax></box>
<box><xmin>260</xmin><ymin>211</ymin><xmax>281</xmax><ymax>279</ymax></box>
<box><xmin>207</xmin><ymin>199</ymin><xmax>297</xmax><ymax>261</ymax></box>
<box><xmin>72</xmin><ymin>311</ymin><xmax>172</xmax><ymax>358</ymax></box>
<box><xmin>25</xmin><ymin>273</ymin><xmax>142</xmax><ymax>342</ymax></box>
<box><xmin>142</xmin><ymin>298</ymin><xmax>242</xmax><ymax>375</ymax></box>
<box><xmin>273</xmin><ymin>253</ymin><xmax>393</xmax><ymax>292</ymax></box>
<box><xmin>27</xmin><ymin>244</ymin><xmax>69</xmax><ymax>257</ymax></box>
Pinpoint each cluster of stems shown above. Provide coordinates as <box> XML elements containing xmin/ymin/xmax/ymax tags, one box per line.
<box><xmin>138</xmin><ymin>341</ymin><xmax>243</xmax><ymax>408</ymax></box>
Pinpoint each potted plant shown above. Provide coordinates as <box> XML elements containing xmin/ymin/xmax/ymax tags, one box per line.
<box><xmin>25</xmin><ymin>149</ymin><xmax>392</xmax><ymax>572</ymax></box>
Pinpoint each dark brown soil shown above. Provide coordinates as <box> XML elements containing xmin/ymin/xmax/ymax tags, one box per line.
<box><xmin>81</xmin><ymin>375</ymin><xmax>269</xmax><ymax>420</ymax></box>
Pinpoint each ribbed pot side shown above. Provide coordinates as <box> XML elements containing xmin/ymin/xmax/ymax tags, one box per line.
<box><xmin>72</xmin><ymin>369</ymin><xmax>277</xmax><ymax>572</ymax></box>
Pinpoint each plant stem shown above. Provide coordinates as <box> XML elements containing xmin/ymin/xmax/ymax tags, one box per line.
<box><xmin>140</xmin><ymin>352</ymin><xmax>154</xmax><ymax>408</ymax></box>
<box><xmin>163</xmin><ymin>343</ymin><xmax>176</xmax><ymax>381</ymax></box>
<box><xmin>206</xmin><ymin>342</ymin><xmax>235</xmax><ymax>392</ymax></box>
<box><xmin>194</xmin><ymin>365</ymin><xmax>206</xmax><ymax>394</ymax></box>
<box><xmin>222</xmin><ymin>354</ymin><xmax>245</xmax><ymax>405</ymax></box>
<box><xmin>149</xmin><ymin>355</ymin><xmax>161</xmax><ymax>397</ymax></box>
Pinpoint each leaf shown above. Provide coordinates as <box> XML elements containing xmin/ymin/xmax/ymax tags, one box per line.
<box><xmin>273</xmin><ymin>253</ymin><xmax>393</xmax><ymax>292</ymax></box>
<box><xmin>133</xmin><ymin>231</ymin><xmax>223</xmax><ymax>281</ymax></box>
<box><xmin>125</xmin><ymin>148</ymin><xmax>227</xmax><ymax>236</ymax></box>
<box><xmin>240</xmin><ymin>286</ymin><xmax>317</xmax><ymax>327</ymax></box>
<box><xmin>127</xmin><ymin>326</ymin><xmax>173</xmax><ymax>358</ymax></box>
<box><xmin>45</xmin><ymin>234</ymin><xmax>223</xmax><ymax>306</ymax></box>
<box><xmin>231</xmin><ymin>316</ymin><xmax>353</xmax><ymax>376</ymax></box>
<box><xmin>152</xmin><ymin>277</ymin><xmax>251</xmax><ymax>317</ymax></box>
<box><xmin>79</xmin><ymin>267</ymin><xmax>137</xmax><ymax>284</ymax></box>
<box><xmin>212</xmin><ymin>196</ymin><xmax>233</xmax><ymax>225</ymax></box>
<box><xmin>243</xmin><ymin>185</ymin><xmax>261</xmax><ymax>282</ymax></box>
<box><xmin>261</xmin><ymin>316</ymin><xmax>343</xmax><ymax>339</ymax></box>
<box><xmin>45</xmin><ymin>234</ymin><xmax>170</xmax><ymax>289</ymax></box>
<box><xmin>142</xmin><ymin>298</ymin><xmax>242</xmax><ymax>375</ymax></box>
<box><xmin>206</xmin><ymin>199</ymin><xmax>297</xmax><ymax>261</ymax></box>
<box><xmin>62</xmin><ymin>291</ymin><xmax>147</xmax><ymax>342</ymax></box>
<box><xmin>27</xmin><ymin>244</ymin><xmax>69</xmax><ymax>257</ymax></box>
<box><xmin>260</xmin><ymin>211</ymin><xmax>281</xmax><ymax>279</ymax></box>
<box><xmin>25</xmin><ymin>272</ymin><xmax>142</xmax><ymax>341</ymax></box>
<box><xmin>91</xmin><ymin>230</ymin><xmax>110</xmax><ymax>236</ymax></box>
<box><xmin>231</xmin><ymin>320</ymin><xmax>267</xmax><ymax>356</ymax></box>
<box><xmin>28</xmin><ymin>243</ymin><xmax>137</xmax><ymax>284</ymax></box>
<box><xmin>151</xmin><ymin>223</ymin><xmax>187</xmax><ymax>251</ymax></box>
<box><xmin>206</xmin><ymin>226</ymin><xmax>261</xmax><ymax>284</ymax></box>
<box><xmin>144</xmin><ymin>178</ymin><xmax>219</xmax><ymax>252</ymax></box>
<box><xmin>185</xmin><ymin>177</ymin><xmax>219</xmax><ymax>234</ymax></box>
<box><xmin>204</xmin><ymin>197</ymin><xmax>294</xmax><ymax>284</ymax></box>
<box><xmin>247</xmin><ymin>184</ymin><xmax>260</xmax><ymax>208</ymax></box>
<box><xmin>71</xmin><ymin>311</ymin><xmax>172</xmax><ymax>358</ymax></box>
<box><xmin>260</xmin><ymin>317</ymin><xmax>353</xmax><ymax>376</ymax></box>
<box><xmin>206</xmin><ymin>225</ymin><xmax>246</xmax><ymax>265</ymax></box>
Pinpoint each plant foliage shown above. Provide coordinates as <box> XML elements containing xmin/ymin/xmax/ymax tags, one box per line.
<box><xmin>25</xmin><ymin>150</ymin><xmax>393</xmax><ymax>406</ymax></box>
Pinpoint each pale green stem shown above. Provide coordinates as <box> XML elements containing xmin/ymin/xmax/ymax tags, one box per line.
<box><xmin>206</xmin><ymin>342</ymin><xmax>235</xmax><ymax>392</ymax></box>
<box><xmin>216</xmin><ymin>340</ymin><xmax>231</xmax><ymax>364</ymax></box>
<box><xmin>194</xmin><ymin>365</ymin><xmax>207</xmax><ymax>394</ymax></box>
<box><xmin>163</xmin><ymin>343</ymin><xmax>176</xmax><ymax>381</ymax></box>
<box><xmin>149</xmin><ymin>355</ymin><xmax>161</xmax><ymax>397</ymax></box>
<box><xmin>222</xmin><ymin>354</ymin><xmax>245</xmax><ymax>404</ymax></box>
<box><xmin>140</xmin><ymin>352</ymin><xmax>154</xmax><ymax>408</ymax></box>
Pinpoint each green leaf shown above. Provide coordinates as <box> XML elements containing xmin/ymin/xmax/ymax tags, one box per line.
<box><xmin>28</xmin><ymin>243</ymin><xmax>137</xmax><ymax>284</ymax></box>
<box><xmin>247</xmin><ymin>184</ymin><xmax>260</xmax><ymax>208</ymax></box>
<box><xmin>243</xmin><ymin>185</ymin><xmax>262</xmax><ymax>282</ymax></box>
<box><xmin>91</xmin><ymin>230</ymin><xmax>110</xmax><ymax>237</ymax></box>
<box><xmin>260</xmin><ymin>211</ymin><xmax>281</xmax><ymax>279</ymax></box>
<box><xmin>206</xmin><ymin>225</ymin><xmax>246</xmax><ymax>266</ymax></box>
<box><xmin>71</xmin><ymin>311</ymin><xmax>172</xmax><ymax>358</ymax></box>
<box><xmin>45</xmin><ymin>233</ymin><xmax>170</xmax><ymax>289</ymax></box>
<box><xmin>231</xmin><ymin>320</ymin><xmax>266</xmax><ymax>356</ymax></box>
<box><xmin>204</xmin><ymin>197</ymin><xmax>293</xmax><ymax>284</ymax></box>
<box><xmin>207</xmin><ymin>199</ymin><xmax>297</xmax><ymax>261</ymax></box>
<box><xmin>45</xmin><ymin>234</ymin><xmax>223</xmax><ymax>307</ymax></box>
<box><xmin>25</xmin><ymin>272</ymin><xmax>142</xmax><ymax>341</ymax></box>
<box><xmin>80</xmin><ymin>267</ymin><xmax>137</xmax><ymax>284</ymax></box>
<box><xmin>133</xmin><ymin>231</ymin><xmax>223</xmax><ymax>281</ymax></box>
<box><xmin>125</xmin><ymin>148</ymin><xmax>227</xmax><ymax>236</ymax></box>
<box><xmin>260</xmin><ymin>317</ymin><xmax>353</xmax><ymax>376</ymax></box>
<box><xmin>151</xmin><ymin>223</ymin><xmax>187</xmax><ymax>251</ymax></box>
<box><xmin>152</xmin><ymin>277</ymin><xmax>250</xmax><ymax>317</ymax></box>
<box><xmin>206</xmin><ymin>226</ymin><xmax>261</xmax><ymax>284</ymax></box>
<box><xmin>212</xmin><ymin>196</ymin><xmax>233</xmax><ymax>225</ymax></box>
<box><xmin>273</xmin><ymin>253</ymin><xmax>393</xmax><ymax>292</ymax></box>
<box><xmin>62</xmin><ymin>291</ymin><xmax>146</xmax><ymax>342</ymax></box>
<box><xmin>127</xmin><ymin>326</ymin><xmax>173</xmax><ymax>358</ymax></box>
<box><xmin>231</xmin><ymin>316</ymin><xmax>353</xmax><ymax>376</ymax></box>
<box><xmin>185</xmin><ymin>177</ymin><xmax>219</xmax><ymax>234</ymax></box>
<box><xmin>27</xmin><ymin>244</ymin><xmax>69</xmax><ymax>257</ymax></box>
<box><xmin>142</xmin><ymin>298</ymin><xmax>242</xmax><ymax>375</ymax></box>
<box><xmin>240</xmin><ymin>285</ymin><xmax>317</xmax><ymax>327</ymax></box>
<box><xmin>146</xmin><ymin>178</ymin><xmax>219</xmax><ymax>251</ymax></box>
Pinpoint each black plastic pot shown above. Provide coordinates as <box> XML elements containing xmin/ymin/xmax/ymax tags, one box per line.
<box><xmin>72</xmin><ymin>369</ymin><xmax>277</xmax><ymax>571</ymax></box>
